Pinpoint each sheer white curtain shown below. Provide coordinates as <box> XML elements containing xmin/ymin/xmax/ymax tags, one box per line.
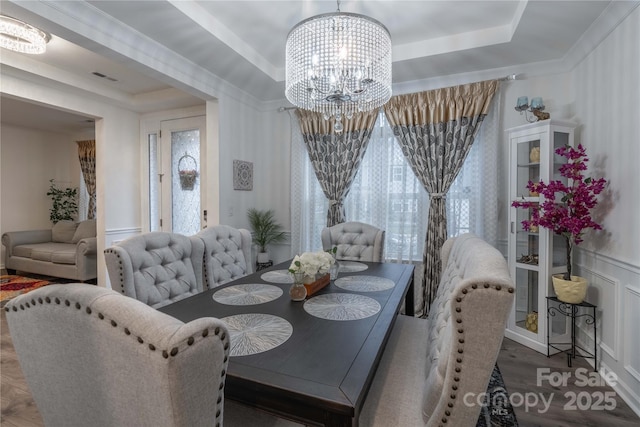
<box><xmin>446</xmin><ymin>96</ymin><xmax>500</xmax><ymax>247</ymax></box>
<box><xmin>290</xmin><ymin>98</ymin><xmax>500</xmax><ymax>258</ymax></box>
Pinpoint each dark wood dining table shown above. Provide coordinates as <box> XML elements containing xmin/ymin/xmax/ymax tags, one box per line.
<box><xmin>159</xmin><ymin>260</ymin><xmax>414</xmax><ymax>427</ymax></box>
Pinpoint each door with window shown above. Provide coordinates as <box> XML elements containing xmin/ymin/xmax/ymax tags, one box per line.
<box><xmin>148</xmin><ymin>116</ymin><xmax>206</xmax><ymax>234</ymax></box>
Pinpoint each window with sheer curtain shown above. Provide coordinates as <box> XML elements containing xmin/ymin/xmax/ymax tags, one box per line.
<box><xmin>290</xmin><ymin>99</ymin><xmax>499</xmax><ymax>261</ymax></box>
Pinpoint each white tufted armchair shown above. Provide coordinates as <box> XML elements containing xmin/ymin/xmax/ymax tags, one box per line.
<box><xmin>104</xmin><ymin>231</ymin><xmax>205</xmax><ymax>308</ymax></box>
<box><xmin>5</xmin><ymin>283</ymin><xmax>230</xmax><ymax>427</ymax></box>
<box><xmin>196</xmin><ymin>225</ymin><xmax>253</xmax><ymax>289</ymax></box>
<box><xmin>321</xmin><ymin>221</ymin><xmax>385</xmax><ymax>262</ymax></box>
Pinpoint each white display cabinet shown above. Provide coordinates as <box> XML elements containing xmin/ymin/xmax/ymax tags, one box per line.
<box><xmin>505</xmin><ymin>120</ymin><xmax>575</xmax><ymax>354</ymax></box>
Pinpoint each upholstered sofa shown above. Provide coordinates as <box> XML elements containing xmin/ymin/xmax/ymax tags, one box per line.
<box><xmin>359</xmin><ymin>233</ymin><xmax>515</xmax><ymax>426</ymax></box>
<box><xmin>2</xmin><ymin>220</ymin><xmax>97</xmax><ymax>281</ymax></box>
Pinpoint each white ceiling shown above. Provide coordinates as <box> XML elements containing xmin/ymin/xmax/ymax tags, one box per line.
<box><xmin>1</xmin><ymin>0</ymin><xmax>636</xmax><ymax>132</ymax></box>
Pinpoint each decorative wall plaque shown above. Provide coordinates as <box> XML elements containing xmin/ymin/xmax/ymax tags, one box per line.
<box><xmin>233</xmin><ymin>160</ymin><xmax>253</xmax><ymax>190</ymax></box>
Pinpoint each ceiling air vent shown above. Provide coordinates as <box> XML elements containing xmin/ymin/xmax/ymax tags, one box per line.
<box><xmin>92</xmin><ymin>71</ymin><xmax>118</xmax><ymax>82</ymax></box>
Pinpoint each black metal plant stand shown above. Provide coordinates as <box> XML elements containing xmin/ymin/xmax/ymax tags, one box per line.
<box><xmin>546</xmin><ymin>296</ymin><xmax>597</xmax><ymax>371</ymax></box>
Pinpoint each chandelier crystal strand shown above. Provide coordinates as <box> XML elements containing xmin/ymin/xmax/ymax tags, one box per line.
<box><xmin>0</xmin><ymin>15</ymin><xmax>49</xmax><ymax>54</ymax></box>
<box><xmin>285</xmin><ymin>9</ymin><xmax>391</xmax><ymax>133</ymax></box>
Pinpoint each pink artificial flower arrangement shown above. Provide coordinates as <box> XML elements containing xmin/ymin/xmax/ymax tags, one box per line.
<box><xmin>512</xmin><ymin>144</ymin><xmax>606</xmax><ymax>281</ymax></box>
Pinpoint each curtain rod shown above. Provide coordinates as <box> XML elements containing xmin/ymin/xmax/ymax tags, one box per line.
<box><xmin>277</xmin><ymin>74</ymin><xmax>518</xmax><ymax>111</ymax></box>
<box><xmin>500</xmin><ymin>74</ymin><xmax>519</xmax><ymax>81</ymax></box>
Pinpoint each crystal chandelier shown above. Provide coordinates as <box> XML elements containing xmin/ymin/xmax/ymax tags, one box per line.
<box><xmin>0</xmin><ymin>15</ymin><xmax>50</xmax><ymax>55</ymax></box>
<box><xmin>285</xmin><ymin>1</ymin><xmax>392</xmax><ymax>133</ymax></box>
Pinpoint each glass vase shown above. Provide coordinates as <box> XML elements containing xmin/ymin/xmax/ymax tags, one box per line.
<box><xmin>290</xmin><ymin>272</ymin><xmax>307</xmax><ymax>301</ymax></box>
<box><xmin>329</xmin><ymin>260</ymin><xmax>340</xmax><ymax>281</ymax></box>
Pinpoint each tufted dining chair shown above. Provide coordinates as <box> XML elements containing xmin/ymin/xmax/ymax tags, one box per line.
<box><xmin>321</xmin><ymin>221</ymin><xmax>385</xmax><ymax>262</ymax></box>
<box><xmin>4</xmin><ymin>283</ymin><xmax>230</xmax><ymax>427</ymax></box>
<box><xmin>104</xmin><ymin>231</ymin><xmax>204</xmax><ymax>308</ymax></box>
<box><xmin>196</xmin><ymin>224</ymin><xmax>253</xmax><ymax>289</ymax></box>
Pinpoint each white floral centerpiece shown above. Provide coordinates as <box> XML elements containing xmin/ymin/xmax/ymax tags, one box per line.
<box><xmin>289</xmin><ymin>250</ymin><xmax>335</xmax><ymax>283</ymax></box>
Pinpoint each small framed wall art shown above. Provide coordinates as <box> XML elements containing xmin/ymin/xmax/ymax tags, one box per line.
<box><xmin>233</xmin><ymin>160</ymin><xmax>253</xmax><ymax>191</ymax></box>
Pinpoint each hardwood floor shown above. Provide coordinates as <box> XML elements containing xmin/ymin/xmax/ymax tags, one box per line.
<box><xmin>497</xmin><ymin>338</ymin><xmax>639</xmax><ymax>426</ymax></box>
<box><xmin>1</xmin><ymin>304</ymin><xmax>638</xmax><ymax>426</ymax></box>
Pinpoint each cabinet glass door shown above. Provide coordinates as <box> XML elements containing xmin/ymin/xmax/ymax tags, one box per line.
<box><xmin>512</xmin><ymin>136</ymin><xmax>543</xmax><ymax>336</ymax></box>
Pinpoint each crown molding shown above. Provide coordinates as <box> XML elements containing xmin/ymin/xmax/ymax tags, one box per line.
<box><xmin>3</xmin><ymin>0</ymin><xmax>263</xmax><ymax>109</ymax></box>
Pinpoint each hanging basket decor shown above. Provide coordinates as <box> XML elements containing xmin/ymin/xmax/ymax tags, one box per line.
<box><xmin>178</xmin><ymin>153</ymin><xmax>198</xmax><ymax>191</ymax></box>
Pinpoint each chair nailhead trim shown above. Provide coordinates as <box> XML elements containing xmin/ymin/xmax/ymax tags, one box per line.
<box><xmin>441</xmin><ymin>282</ymin><xmax>515</xmax><ymax>424</ymax></box>
<box><xmin>5</xmin><ymin>291</ymin><xmax>232</xmax><ymax>371</ymax></box>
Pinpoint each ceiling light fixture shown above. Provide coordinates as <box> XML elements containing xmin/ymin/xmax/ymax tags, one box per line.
<box><xmin>0</xmin><ymin>15</ymin><xmax>50</xmax><ymax>54</ymax></box>
<box><xmin>285</xmin><ymin>0</ymin><xmax>392</xmax><ymax>133</ymax></box>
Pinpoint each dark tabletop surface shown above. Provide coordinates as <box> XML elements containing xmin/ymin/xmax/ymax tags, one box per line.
<box><xmin>159</xmin><ymin>260</ymin><xmax>414</xmax><ymax>425</ymax></box>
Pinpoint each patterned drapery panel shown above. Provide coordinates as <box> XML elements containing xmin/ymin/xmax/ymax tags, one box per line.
<box><xmin>383</xmin><ymin>80</ymin><xmax>499</xmax><ymax>317</ymax></box>
<box><xmin>296</xmin><ymin>109</ymin><xmax>379</xmax><ymax>227</ymax></box>
<box><xmin>77</xmin><ymin>140</ymin><xmax>96</xmax><ymax>219</ymax></box>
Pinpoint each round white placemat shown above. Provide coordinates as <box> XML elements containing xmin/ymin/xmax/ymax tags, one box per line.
<box><xmin>338</xmin><ymin>261</ymin><xmax>368</xmax><ymax>273</ymax></box>
<box><xmin>212</xmin><ymin>284</ymin><xmax>283</xmax><ymax>305</ymax></box>
<box><xmin>260</xmin><ymin>269</ymin><xmax>293</xmax><ymax>284</ymax></box>
<box><xmin>303</xmin><ymin>293</ymin><xmax>381</xmax><ymax>321</ymax></box>
<box><xmin>221</xmin><ymin>313</ymin><xmax>293</xmax><ymax>357</ymax></box>
<box><xmin>334</xmin><ymin>276</ymin><xmax>395</xmax><ymax>292</ymax></box>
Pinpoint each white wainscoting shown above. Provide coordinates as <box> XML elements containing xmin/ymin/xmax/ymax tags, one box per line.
<box><xmin>105</xmin><ymin>227</ymin><xmax>141</xmax><ymax>248</ymax></box>
<box><xmin>575</xmin><ymin>247</ymin><xmax>640</xmax><ymax>417</ymax></box>
<box><xmin>103</xmin><ymin>227</ymin><xmax>141</xmax><ymax>289</ymax></box>
<box><xmin>624</xmin><ymin>286</ymin><xmax>640</xmax><ymax>383</ymax></box>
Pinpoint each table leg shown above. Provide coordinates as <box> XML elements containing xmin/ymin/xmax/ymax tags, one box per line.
<box><xmin>404</xmin><ymin>277</ymin><xmax>414</xmax><ymax>316</ymax></box>
<box><xmin>570</xmin><ymin>305</ymin><xmax>577</xmax><ymax>366</ymax></box>
<box><xmin>593</xmin><ymin>306</ymin><xmax>598</xmax><ymax>372</ymax></box>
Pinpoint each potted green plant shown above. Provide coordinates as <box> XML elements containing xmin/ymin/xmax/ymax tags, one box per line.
<box><xmin>512</xmin><ymin>144</ymin><xmax>606</xmax><ymax>303</ymax></box>
<box><xmin>247</xmin><ymin>208</ymin><xmax>287</xmax><ymax>263</ymax></box>
<box><xmin>46</xmin><ymin>179</ymin><xmax>78</xmax><ymax>224</ymax></box>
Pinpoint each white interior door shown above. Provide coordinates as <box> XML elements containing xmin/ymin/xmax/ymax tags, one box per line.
<box><xmin>158</xmin><ymin>116</ymin><xmax>206</xmax><ymax>234</ymax></box>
